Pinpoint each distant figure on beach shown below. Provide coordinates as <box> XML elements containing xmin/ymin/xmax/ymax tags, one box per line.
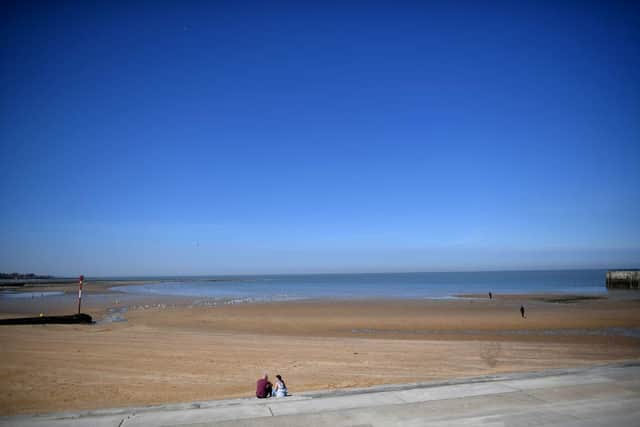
<box><xmin>273</xmin><ymin>374</ymin><xmax>288</xmax><ymax>398</ymax></box>
<box><xmin>256</xmin><ymin>373</ymin><xmax>272</xmax><ymax>398</ymax></box>
<box><xmin>488</xmin><ymin>292</ymin><xmax>492</xmax><ymax>300</ymax></box>
<box><xmin>520</xmin><ymin>305</ymin><xmax>526</xmax><ymax>318</ymax></box>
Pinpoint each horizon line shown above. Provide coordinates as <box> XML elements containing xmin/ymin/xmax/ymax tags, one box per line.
<box><xmin>39</xmin><ymin>266</ymin><xmax>640</xmax><ymax>280</ymax></box>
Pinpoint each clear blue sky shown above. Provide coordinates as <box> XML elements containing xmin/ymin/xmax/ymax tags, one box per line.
<box><xmin>1</xmin><ymin>1</ymin><xmax>639</xmax><ymax>276</ymax></box>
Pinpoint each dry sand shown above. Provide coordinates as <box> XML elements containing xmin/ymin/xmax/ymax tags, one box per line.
<box><xmin>1</xmin><ymin>287</ymin><xmax>639</xmax><ymax>415</ymax></box>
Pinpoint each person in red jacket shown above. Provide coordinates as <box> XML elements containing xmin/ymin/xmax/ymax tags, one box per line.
<box><xmin>256</xmin><ymin>373</ymin><xmax>273</xmax><ymax>398</ymax></box>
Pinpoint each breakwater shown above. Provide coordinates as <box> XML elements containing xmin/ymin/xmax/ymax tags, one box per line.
<box><xmin>606</xmin><ymin>270</ymin><xmax>640</xmax><ymax>289</ymax></box>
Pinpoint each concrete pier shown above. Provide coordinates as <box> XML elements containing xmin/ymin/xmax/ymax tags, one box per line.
<box><xmin>606</xmin><ymin>270</ymin><xmax>640</xmax><ymax>289</ymax></box>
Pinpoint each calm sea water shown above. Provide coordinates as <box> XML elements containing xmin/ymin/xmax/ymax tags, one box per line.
<box><xmin>110</xmin><ymin>270</ymin><xmax>608</xmax><ymax>301</ymax></box>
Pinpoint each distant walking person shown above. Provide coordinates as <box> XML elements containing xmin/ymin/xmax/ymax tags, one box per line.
<box><xmin>488</xmin><ymin>292</ymin><xmax>493</xmax><ymax>300</ymax></box>
<box><xmin>273</xmin><ymin>374</ymin><xmax>288</xmax><ymax>398</ymax></box>
<box><xmin>256</xmin><ymin>373</ymin><xmax>272</xmax><ymax>399</ymax></box>
<box><xmin>520</xmin><ymin>305</ymin><xmax>526</xmax><ymax>318</ymax></box>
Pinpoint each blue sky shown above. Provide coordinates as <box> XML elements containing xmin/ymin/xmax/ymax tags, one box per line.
<box><xmin>1</xmin><ymin>1</ymin><xmax>639</xmax><ymax>276</ymax></box>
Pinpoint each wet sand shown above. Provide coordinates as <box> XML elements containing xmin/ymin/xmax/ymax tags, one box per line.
<box><xmin>1</xmin><ymin>287</ymin><xmax>639</xmax><ymax>415</ymax></box>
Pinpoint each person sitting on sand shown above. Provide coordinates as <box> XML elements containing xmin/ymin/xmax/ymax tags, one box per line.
<box><xmin>272</xmin><ymin>374</ymin><xmax>288</xmax><ymax>398</ymax></box>
<box><xmin>256</xmin><ymin>373</ymin><xmax>273</xmax><ymax>398</ymax></box>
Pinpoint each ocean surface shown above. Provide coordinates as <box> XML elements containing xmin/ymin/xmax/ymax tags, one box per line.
<box><xmin>110</xmin><ymin>270</ymin><xmax>609</xmax><ymax>301</ymax></box>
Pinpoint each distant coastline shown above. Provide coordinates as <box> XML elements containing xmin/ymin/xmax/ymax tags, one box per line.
<box><xmin>0</xmin><ymin>272</ymin><xmax>54</xmax><ymax>280</ymax></box>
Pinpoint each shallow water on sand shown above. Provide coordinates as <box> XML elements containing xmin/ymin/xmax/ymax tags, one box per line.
<box><xmin>0</xmin><ymin>291</ymin><xmax>65</xmax><ymax>299</ymax></box>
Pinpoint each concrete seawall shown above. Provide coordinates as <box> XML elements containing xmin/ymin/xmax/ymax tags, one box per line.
<box><xmin>2</xmin><ymin>362</ymin><xmax>639</xmax><ymax>427</ymax></box>
<box><xmin>606</xmin><ymin>270</ymin><xmax>640</xmax><ymax>289</ymax></box>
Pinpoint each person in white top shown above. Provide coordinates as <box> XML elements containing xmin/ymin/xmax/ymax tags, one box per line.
<box><xmin>272</xmin><ymin>374</ymin><xmax>288</xmax><ymax>397</ymax></box>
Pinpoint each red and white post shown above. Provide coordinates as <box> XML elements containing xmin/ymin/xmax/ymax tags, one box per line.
<box><xmin>77</xmin><ymin>275</ymin><xmax>84</xmax><ymax>314</ymax></box>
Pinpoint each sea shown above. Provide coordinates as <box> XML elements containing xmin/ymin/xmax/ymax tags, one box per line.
<box><xmin>109</xmin><ymin>270</ymin><xmax>610</xmax><ymax>301</ymax></box>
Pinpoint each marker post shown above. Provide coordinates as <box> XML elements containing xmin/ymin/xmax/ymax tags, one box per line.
<box><xmin>77</xmin><ymin>275</ymin><xmax>84</xmax><ymax>314</ymax></box>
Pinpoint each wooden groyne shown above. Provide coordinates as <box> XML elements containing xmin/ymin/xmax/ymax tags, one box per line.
<box><xmin>606</xmin><ymin>270</ymin><xmax>640</xmax><ymax>289</ymax></box>
<box><xmin>0</xmin><ymin>313</ymin><xmax>93</xmax><ymax>325</ymax></box>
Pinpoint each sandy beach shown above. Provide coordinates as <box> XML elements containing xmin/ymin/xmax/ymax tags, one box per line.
<box><xmin>1</xmin><ymin>283</ymin><xmax>639</xmax><ymax>415</ymax></box>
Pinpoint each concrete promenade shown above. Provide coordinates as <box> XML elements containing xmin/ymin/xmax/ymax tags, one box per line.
<box><xmin>2</xmin><ymin>362</ymin><xmax>639</xmax><ymax>427</ymax></box>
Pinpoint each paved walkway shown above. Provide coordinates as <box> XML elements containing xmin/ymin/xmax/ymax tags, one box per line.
<box><xmin>2</xmin><ymin>362</ymin><xmax>639</xmax><ymax>427</ymax></box>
